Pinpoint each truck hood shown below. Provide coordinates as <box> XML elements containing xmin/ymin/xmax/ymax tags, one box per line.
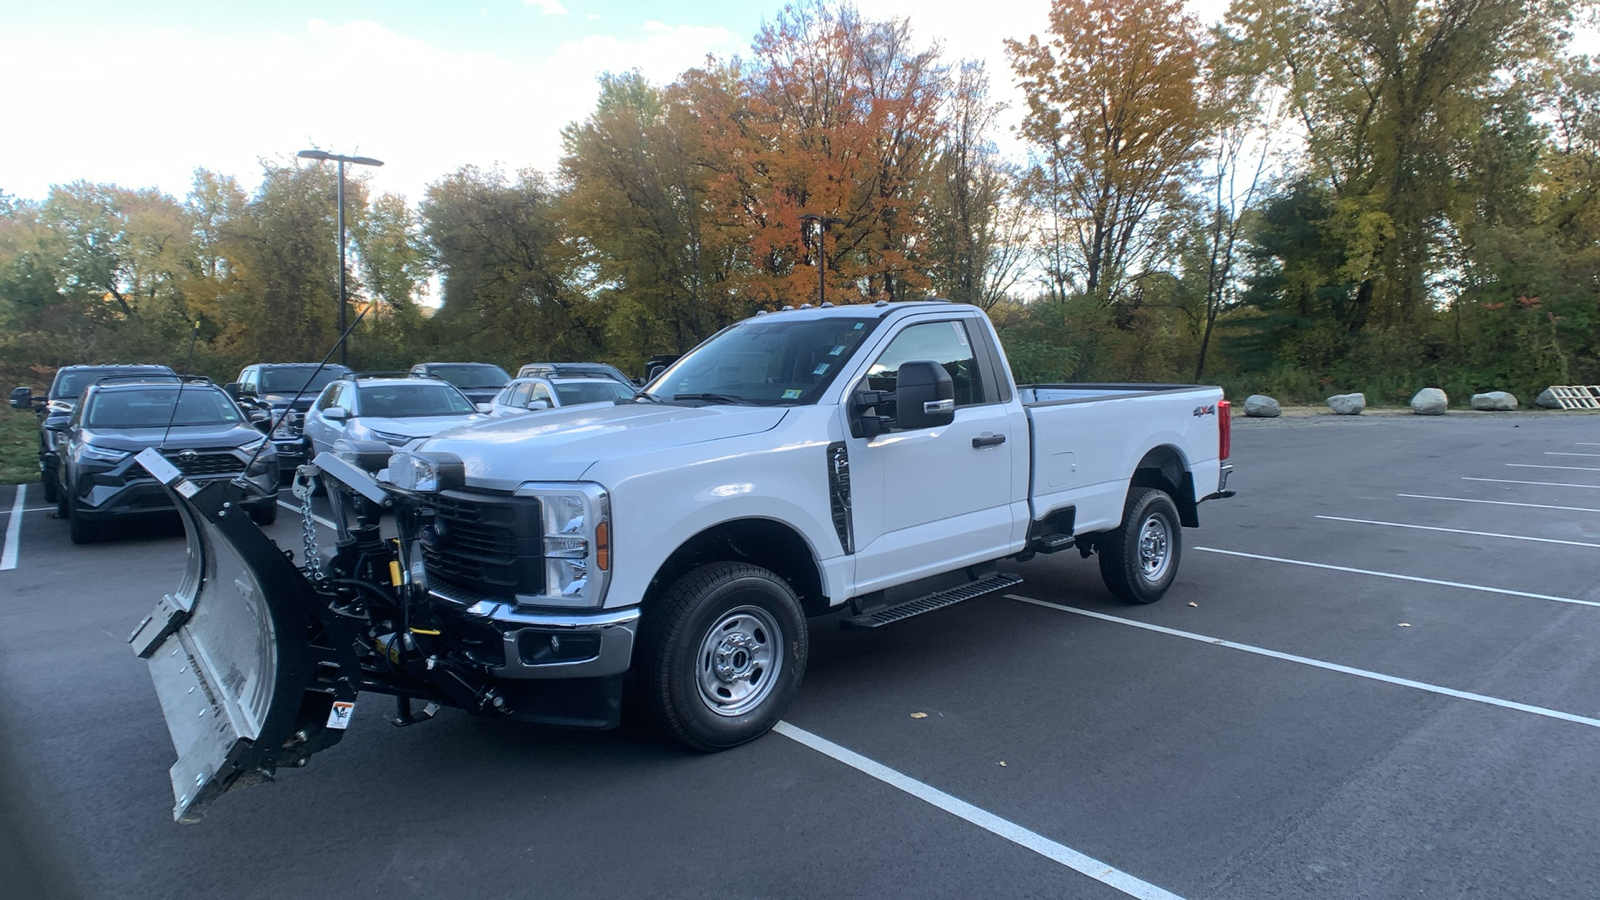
<box><xmin>259</xmin><ymin>392</ymin><xmax>318</xmax><ymax>412</ymax></box>
<box><xmin>422</xmin><ymin>403</ymin><xmax>789</xmax><ymax>487</ymax></box>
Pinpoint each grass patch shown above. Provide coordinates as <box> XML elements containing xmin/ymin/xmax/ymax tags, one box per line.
<box><xmin>0</xmin><ymin>410</ymin><xmax>39</xmax><ymax>486</ymax></box>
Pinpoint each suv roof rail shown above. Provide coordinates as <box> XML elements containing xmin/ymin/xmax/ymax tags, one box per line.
<box><xmin>348</xmin><ymin>371</ymin><xmax>418</xmax><ymax>380</ymax></box>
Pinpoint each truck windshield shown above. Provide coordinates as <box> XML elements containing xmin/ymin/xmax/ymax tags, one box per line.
<box><xmin>428</xmin><ymin>365</ymin><xmax>510</xmax><ymax>390</ymax></box>
<box><xmin>648</xmin><ymin>316</ymin><xmax>879</xmax><ymax>406</ymax></box>
<box><xmin>260</xmin><ymin>368</ymin><xmax>346</xmax><ymax>394</ymax></box>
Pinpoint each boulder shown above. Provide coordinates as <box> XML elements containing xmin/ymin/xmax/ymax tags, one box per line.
<box><xmin>1244</xmin><ymin>394</ymin><xmax>1282</xmax><ymax>418</ymax></box>
<box><xmin>1327</xmin><ymin>392</ymin><xmax>1366</xmax><ymax>415</ymax></box>
<box><xmin>1535</xmin><ymin>388</ymin><xmax>1563</xmax><ymax>409</ymax></box>
<box><xmin>1410</xmin><ymin>387</ymin><xmax>1448</xmax><ymax>416</ymax></box>
<box><xmin>1471</xmin><ymin>391</ymin><xmax>1518</xmax><ymax>411</ymax></box>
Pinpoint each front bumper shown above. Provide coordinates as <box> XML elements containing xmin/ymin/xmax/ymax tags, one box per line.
<box><xmin>427</xmin><ymin>582</ymin><xmax>639</xmax><ymax>681</ymax></box>
<box><xmin>72</xmin><ymin>458</ymin><xmax>279</xmax><ymax>520</ymax></box>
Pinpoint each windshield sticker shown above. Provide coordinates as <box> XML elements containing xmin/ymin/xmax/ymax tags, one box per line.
<box><xmin>829</xmin><ymin>345</ymin><xmax>846</xmax><ymax>356</ymax></box>
<box><xmin>952</xmin><ymin>322</ymin><xmax>970</xmax><ymax>347</ymax></box>
<box><xmin>812</xmin><ymin>363</ymin><xmax>830</xmax><ymax>375</ymax></box>
<box><xmin>853</xmin><ymin>323</ymin><xmax>863</xmax><ymax>329</ymax></box>
<box><xmin>782</xmin><ymin>388</ymin><xmax>803</xmax><ymax>399</ymax></box>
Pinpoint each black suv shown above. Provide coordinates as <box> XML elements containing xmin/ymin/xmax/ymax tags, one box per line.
<box><xmin>10</xmin><ymin>364</ymin><xmax>175</xmax><ymax>503</ymax></box>
<box><xmin>408</xmin><ymin>362</ymin><xmax>510</xmax><ymax>406</ymax></box>
<box><xmin>53</xmin><ymin>376</ymin><xmax>280</xmax><ymax>544</ymax></box>
<box><xmin>225</xmin><ymin>363</ymin><xmax>353</xmax><ymax>469</ymax></box>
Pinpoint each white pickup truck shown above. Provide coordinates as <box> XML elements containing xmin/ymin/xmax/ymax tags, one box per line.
<box><xmin>129</xmin><ymin>300</ymin><xmax>1233</xmax><ymax>820</ymax></box>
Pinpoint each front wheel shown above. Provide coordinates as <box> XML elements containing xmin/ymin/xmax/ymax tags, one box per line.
<box><xmin>39</xmin><ymin>465</ymin><xmax>59</xmax><ymax>504</ymax></box>
<box><xmin>67</xmin><ymin>493</ymin><xmax>101</xmax><ymax>545</ymax></box>
<box><xmin>1097</xmin><ymin>487</ymin><xmax>1182</xmax><ymax>604</ymax></box>
<box><xmin>638</xmin><ymin>562</ymin><xmax>808</xmax><ymax>752</ymax></box>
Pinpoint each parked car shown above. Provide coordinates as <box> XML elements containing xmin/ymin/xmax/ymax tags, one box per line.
<box><xmin>10</xmin><ymin>363</ymin><xmax>176</xmax><ymax>503</ymax></box>
<box><xmin>487</xmin><ymin>375</ymin><xmax>638</xmax><ymax>417</ymax></box>
<box><xmin>128</xmin><ymin>300</ymin><xmax>1237</xmax><ymax>820</ymax></box>
<box><xmin>515</xmin><ymin>361</ymin><xmax>635</xmax><ymax>386</ymax></box>
<box><xmin>225</xmin><ymin>363</ymin><xmax>353</xmax><ymax>471</ymax></box>
<box><xmin>302</xmin><ymin>372</ymin><xmax>485</xmax><ymax>458</ymax></box>
<box><xmin>53</xmin><ymin>375</ymin><xmax>279</xmax><ymax>543</ymax></box>
<box><xmin>408</xmin><ymin>362</ymin><xmax>511</xmax><ymax>407</ymax></box>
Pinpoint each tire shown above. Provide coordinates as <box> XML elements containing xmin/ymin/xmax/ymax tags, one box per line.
<box><xmin>1097</xmin><ymin>487</ymin><xmax>1182</xmax><ymax>604</ymax></box>
<box><xmin>40</xmin><ymin>467</ymin><xmax>58</xmax><ymax>504</ymax></box>
<box><xmin>638</xmin><ymin>562</ymin><xmax>808</xmax><ymax>752</ymax></box>
<box><xmin>67</xmin><ymin>493</ymin><xmax>101</xmax><ymax>545</ymax></box>
<box><xmin>250</xmin><ymin>503</ymin><xmax>279</xmax><ymax>526</ymax></box>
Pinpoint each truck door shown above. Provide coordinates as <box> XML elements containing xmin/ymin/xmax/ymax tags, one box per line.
<box><xmin>846</xmin><ymin>317</ymin><xmax>1025</xmax><ymax>593</ymax></box>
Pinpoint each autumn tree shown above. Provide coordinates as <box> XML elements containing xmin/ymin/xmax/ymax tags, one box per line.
<box><xmin>1008</xmin><ymin>0</ymin><xmax>1212</xmax><ymax>309</ymax></box>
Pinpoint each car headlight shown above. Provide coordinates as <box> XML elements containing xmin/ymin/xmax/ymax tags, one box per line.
<box><xmin>270</xmin><ymin>415</ymin><xmax>298</xmax><ymax>440</ymax></box>
<box><xmin>511</xmin><ymin>482</ymin><xmax>611</xmax><ymax>608</ymax></box>
<box><xmin>385</xmin><ymin>451</ymin><xmax>464</xmax><ymax>492</ymax></box>
<box><xmin>79</xmin><ymin>443</ymin><xmax>130</xmax><ymax>464</ymax></box>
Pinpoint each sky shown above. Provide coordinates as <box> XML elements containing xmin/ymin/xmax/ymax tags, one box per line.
<box><xmin>0</xmin><ymin>0</ymin><xmax>1099</xmax><ymax>204</ymax></box>
<box><xmin>1</xmin><ymin>1</ymin><xmax>1589</xmax><ymax>206</ymax></box>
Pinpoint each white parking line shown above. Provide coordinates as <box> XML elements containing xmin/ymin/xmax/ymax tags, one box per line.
<box><xmin>1192</xmin><ymin>547</ymin><xmax>1600</xmax><ymax>608</ymax></box>
<box><xmin>278</xmin><ymin>501</ymin><xmax>336</xmax><ymax>530</ymax></box>
<box><xmin>1006</xmin><ymin>595</ymin><xmax>1600</xmax><ymax>731</ymax></box>
<box><xmin>1</xmin><ymin>485</ymin><xmax>24</xmax><ymax>571</ymax></box>
<box><xmin>774</xmin><ymin>721</ymin><xmax>1187</xmax><ymax>900</ymax></box>
<box><xmin>1315</xmin><ymin>515</ymin><xmax>1600</xmax><ymax>549</ymax></box>
<box><xmin>1547</xmin><ymin>452</ymin><xmax>1600</xmax><ymax>458</ymax></box>
<box><xmin>1507</xmin><ymin>463</ymin><xmax>1600</xmax><ymax>473</ymax></box>
<box><xmin>1398</xmin><ymin>493</ymin><xmax>1600</xmax><ymax>514</ymax></box>
<box><xmin>1463</xmin><ymin>477</ymin><xmax>1600</xmax><ymax>490</ymax></box>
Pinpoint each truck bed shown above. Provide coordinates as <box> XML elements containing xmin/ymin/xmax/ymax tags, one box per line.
<box><xmin>1019</xmin><ymin>383</ymin><xmax>1212</xmax><ymax>406</ymax></box>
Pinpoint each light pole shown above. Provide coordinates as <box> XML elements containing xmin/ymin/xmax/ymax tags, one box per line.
<box><xmin>798</xmin><ymin>213</ymin><xmax>843</xmax><ymax>306</ymax></box>
<box><xmin>297</xmin><ymin>149</ymin><xmax>384</xmax><ymax>366</ymax></box>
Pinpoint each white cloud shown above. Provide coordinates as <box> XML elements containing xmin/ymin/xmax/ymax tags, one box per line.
<box><xmin>524</xmin><ymin>0</ymin><xmax>570</xmax><ymax>15</ymax></box>
<box><xmin>0</xmin><ymin>17</ymin><xmax>740</xmax><ymax>203</ymax></box>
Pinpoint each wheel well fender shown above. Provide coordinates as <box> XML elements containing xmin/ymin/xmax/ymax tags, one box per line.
<box><xmin>1130</xmin><ymin>444</ymin><xmax>1198</xmax><ymax>527</ymax></box>
<box><xmin>645</xmin><ymin>519</ymin><xmax>829</xmax><ymax>617</ymax></box>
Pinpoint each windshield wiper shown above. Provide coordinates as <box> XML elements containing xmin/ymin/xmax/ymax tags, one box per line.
<box><xmin>672</xmin><ymin>393</ymin><xmax>753</xmax><ymax>405</ymax></box>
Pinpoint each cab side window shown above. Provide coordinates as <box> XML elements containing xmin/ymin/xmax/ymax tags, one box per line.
<box><xmin>316</xmin><ymin>383</ymin><xmax>346</xmax><ymax>412</ymax></box>
<box><xmin>529</xmin><ymin>384</ymin><xmax>553</xmax><ymax>406</ymax></box>
<box><xmin>863</xmin><ymin>320</ymin><xmax>988</xmax><ymax>420</ymax></box>
<box><xmin>507</xmin><ymin>383</ymin><xmax>532</xmax><ymax>406</ymax></box>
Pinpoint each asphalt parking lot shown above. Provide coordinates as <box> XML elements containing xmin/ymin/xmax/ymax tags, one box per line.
<box><xmin>2</xmin><ymin>413</ymin><xmax>1598</xmax><ymax>899</ymax></box>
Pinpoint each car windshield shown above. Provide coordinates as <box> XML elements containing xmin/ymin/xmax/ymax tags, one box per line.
<box><xmin>85</xmin><ymin>387</ymin><xmax>242</xmax><ymax>428</ymax></box>
<box><xmin>428</xmin><ymin>365</ymin><xmax>510</xmax><ymax>390</ymax></box>
<box><xmin>553</xmin><ymin>381</ymin><xmax>635</xmax><ymax>406</ymax></box>
<box><xmin>648</xmin><ymin>316</ymin><xmax>879</xmax><ymax>405</ymax></box>
<box><xmin>53</xmin><ymin>369</ymin><xmax>171</xmax><ymax>400</ymax></box>
<box><xmin>260</xmin><ymin>368</ymin><xmax>347</xmax><ymax>394</ymax></box>
<box><xmin>358</xmin><ymin>382</ymin><xmax>477</xmax><ymax>418</ymax></box>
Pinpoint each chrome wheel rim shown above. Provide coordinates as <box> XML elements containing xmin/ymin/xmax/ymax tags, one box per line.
<box><xmin>1137</xmin><ymin>514</ymin><xmax>1172</xmax><ymax>582</ymax></box>
<box><xmin>696</xmin><ymin>605</ymin><xmax>783</xmax><ymax>718</ymax></box>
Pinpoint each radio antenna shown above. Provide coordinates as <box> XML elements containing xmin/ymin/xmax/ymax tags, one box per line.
<box><xmin>241</xmin><ymin>304</ymin><xmax>372</xmax><ymax>476</ymax></box>
<box><xmin>159</xmin><ymin>320</ymin><xmax>202</xmax><ymax>451</ymax></box>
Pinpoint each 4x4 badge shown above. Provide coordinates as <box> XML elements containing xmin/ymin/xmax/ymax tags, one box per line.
<box><xmin>1192</xmin><ymin>405</ymin><xmax>1216</xmax><ymax>417</ymax></box>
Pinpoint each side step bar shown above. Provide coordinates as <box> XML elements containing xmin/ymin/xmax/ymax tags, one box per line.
<box><xmin>841</xmin><ymin>573</ymin><xmax>1023</xmax><ymax>631</ymax></box>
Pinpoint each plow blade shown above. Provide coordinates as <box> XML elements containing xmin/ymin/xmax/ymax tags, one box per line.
<box><xmin>128</xmin><ymin>449</ymin><xmax>359</xmax><ymax>822</ymax></box>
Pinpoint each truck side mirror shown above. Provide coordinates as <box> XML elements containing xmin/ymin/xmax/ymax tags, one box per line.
<box><xmin>9</xmin><ymin>386</ymin><xmax>31</xmax><ymax>410</ymax></box>
<box><xmin>893</xmin><ymin>361</ymin><xmax>955</xmax><ymax>431</ymax></box>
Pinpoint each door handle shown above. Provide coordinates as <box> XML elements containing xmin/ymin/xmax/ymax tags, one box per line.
<box><xmin>972</xmin><ymin>433</ymin><xmax>1006</xmax><ymax>449</ymax></box>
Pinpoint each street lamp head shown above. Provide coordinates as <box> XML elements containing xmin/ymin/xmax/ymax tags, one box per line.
<box><xmin>297</xmin><ymin>149</ymin><xmax>384</xmax><ymax>167</ymax></box>
<box><xmin>297</xmin><ymin>149</ymin><xmax>332</xmax><ymax>161</ymax></box>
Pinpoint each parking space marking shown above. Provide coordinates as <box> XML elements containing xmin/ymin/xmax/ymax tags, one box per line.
<box><xmin>1007</xmin><ymin>595</ymin><xmax>1600</xmax><ymax>731</ymax></box>
<box><xmin>1547</xmin><ymin>452</ymin><xmax>1600</xmax><ymax>458</ymax></box>
<box><xmin>1315</xmin><ymin>515</ymin><xmax>1600</xmax><ymax>549</ymax></box>
<box><xmin>1507</xmin><ymin>463</ymin><xmax>1600</xmax><ymax>473</ymax></box>
<box><xmin>278</xmin><ymin>501</ymin><xmax>336</xmax><ymax>530</ymax></box>
<box><xmin>1192</xmin><ymin>547</ymin><xmax>1600</xmax><ymax>608</ymax></box>
<box><xmin>773</xmin><ymin>721</ymin><xmax>1187</xmax><ymax>900</ymax></box>
<box><xmin>1463</xmin><ymin>477</ymin><xmax>1600</xmax><ymax>490</ymax></box>
<box><xmin>1</xmin><ymin>484</ymin><xmax>23</xmax><ymax>571</ymax></box>
<box><xmin>1398</xmin><ymin>493</ymin><xmax>1600</xmax><ymax>514</ymax></box>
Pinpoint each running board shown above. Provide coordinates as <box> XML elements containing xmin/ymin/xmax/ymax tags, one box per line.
<box><xmin>840</xmin><ymin>573</ymin><xmax>1023</xmax><ymax>631</ymax></box>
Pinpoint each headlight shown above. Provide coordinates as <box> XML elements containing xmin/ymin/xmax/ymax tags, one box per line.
<box><xmin>385</xmin><ymin>451</ymin><xmax>464</xmax><ymax>492</ymax></box>
<box><xmin>512</xmin><ymin>482</ymin><xmax>611</xmax><ymax>608</ymax></box>
<box><xmin>238</xmin><ymin>436</ymin><xmax>270</xmax><ymax>453</ymax></box>
<box><xmin>367</xmin><ymin>429</ymin><xmax>414</xmax><ymax>446</ymax></box>
<box><xmin>270</xmin><ymin>414</ymin><xmax>298</xmax><ymax>440</ymax></box>
<box><xmin>79</xmin><ymin>443</ymin><xmax>130</xmax><ymax>464</ymax></box>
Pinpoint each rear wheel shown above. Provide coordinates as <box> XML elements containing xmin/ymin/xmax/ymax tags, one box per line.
<box><xmin>1097</xmin><ymin>487</ymin><xmax>1181</xmax><ymax>604</ymax></box>
<box><xmin>39</xmin><ymin>464</ymin><xmax>59</xmax><ymax>504</ymax></box>
<box><xmin>639</xmin><ymin>562</ymin><xmax>807</xmax><ymax>752</ymax></box>
<box><xmin>67</xmin><ymin>493</ymin><xmax>101</xmax><ymax>545</ymax></box>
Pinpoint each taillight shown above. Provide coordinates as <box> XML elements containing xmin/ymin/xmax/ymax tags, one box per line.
<box><xmin>1218</xmin><ymin>399</ymin><xmax>1231</xmax><ymax>460</ymax></box>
